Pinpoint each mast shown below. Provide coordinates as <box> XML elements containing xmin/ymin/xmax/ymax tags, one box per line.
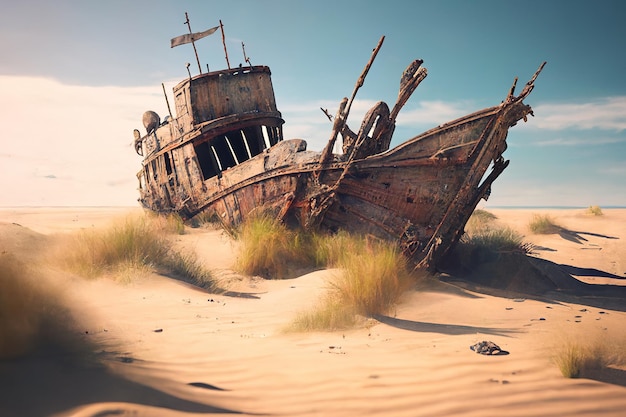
<box><xmin>184</xmin><ymin>12</ymin><xmax>203</xmax><ymax>74</ymax></box>
<box><xmin>220</xmin><ymin>20</ymin><xmax>231</xmax><ymax>70</ymax></box>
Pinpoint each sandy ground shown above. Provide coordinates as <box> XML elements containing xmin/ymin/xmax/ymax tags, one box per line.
<box><xmin>1</xmin><ymin>206</ymin><xmax>625</xmax><ymax>417</ymax></box>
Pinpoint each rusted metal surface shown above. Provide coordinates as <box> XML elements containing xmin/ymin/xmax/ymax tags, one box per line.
<box><xmin>134</xmin><ymin>37</ymin><xmax>545</xmax><ymax>270</ymax></box>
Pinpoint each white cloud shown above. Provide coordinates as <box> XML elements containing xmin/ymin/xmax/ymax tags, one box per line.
<box><xmin>280</xmin><ymin>98</ymin><xmax>474</xmax><ymax>150</ymax></box>
<box><xmin>396</xmin><ymin>100</ymin><xmax>473</xmax><ymax>127</ymax></box>
<box><xmin>3</xmin><ymin>74</ymin><xmax>623</xmax><ymax>208</ymax></box>
<box><xmin>531</xmin><ymin>97</ymin><xmax>626</xmax><ymax>131</ymax></box>
<box><xmin>0</xmin><ymin>75</ymin><xmax>168</xmax><ymax>206</ymax></box>
<box><xmin>598</xmin><ymin>163</ymin><xmax>626</xmax><ymax>176</ymax></box>
<box><xmin>530</xmin><ymin>135</ymin><xmax>624</xmax><ymax>147</ymax></box>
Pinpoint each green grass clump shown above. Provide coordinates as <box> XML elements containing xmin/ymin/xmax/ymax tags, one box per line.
<box><xmin>465</xmin><ymin>209</ymin><xmax>498</xmax><ymax>235</ymax></box>
<box><xmin>585</xmin><ymin>205</ymin><xmax>603</xmax><ymax>216</ymax></box>
<box><xmin>289</xmin><ymin>297</ymin><xmax>360</xmax><ymax>331</ymax></box>
<box><xmin>554</xmin><ymin>343</ymin><xmax>591</xmax><ymax>378</ymax></box>
<box><xmin>158</xmin><ymin>251</ymin><xmax>216</xmax><ymax>291</ymax></box>
<box><xmin>450</xmin><ymin>210</ymin><xmax>533</xmax><ymax>268</ymax></box>
<box><xmin>53</xmin><ymin>214</ymin><xmax>216</xmax><ymax>288</ymax></box>
<box><xmin>462</xmin><ymin>226</ymin><xmax>530</xmax><ymax>254</ymax></box>
<box><xmin>311</xmin><ymin>230</ymin><xmax>366</xmax><ymax>268</ymax></box>
<box><xmin>233</xmin><ymin>216</ymin><xmax>420</xmax><ymax>330</ymax></box>
<box><xmin>0</xmin><ymin>254</ymin><xmax>81</xmax><ymax>359</ymax></box>
<box><xmin>460</xmin><ymin>209</ymin><xmax>531</xmax><ymax>255</ymax></box>
<box><xmin>55</xmin><ymin>215</ymin><xmax>170</xmax><ymax>277</ymax></box>
<box><xmin>528</xmin><ymin>213</ymin><xmax>562</xmax><ymax>234</ymax></box>
<box><xmin>188</xmin><ymin>210</ymin><xmax>222</xmax><ymax>228</ymax></box>
<box><xmin>233</xmin><ymin>213</ymin><xmax>316</xmax><ymax>279</ymax></box>
<box><xmin>553</xmin><ymin>336</ymin><xmax>624</xmax><ymax>378</ymax></box>
<box><xmin>288</xmin><ymin>235</ymin><xmax>419</xmax><ymax>331</ymax></box>
<box><xmin>330</xmin><ymin>237</ymin><xmax>414</xmax><ymax>316</ymax></box>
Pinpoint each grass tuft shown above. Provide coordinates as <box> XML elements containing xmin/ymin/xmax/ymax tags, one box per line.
<box><xmin>585</xmin><ymin>205</ymin><xmax>604</xmax><ymax>216</ymax></box>
<box><xmin>460</xmin><ymin>209</ymin><xmax>532</xmax><ymax>255</ymax></box>
<box><xmin>329</xmin><ymin>237</ymin><xmax>415</xmax><ymax>317</ymax></box>
<box><xmin>233</xmin><ymin>216</ymin><xmax>419</xmax><ymax>330</ymax></box>
<box><xmin>0</xmin><ymin>254</ymin><xmax>84</xmax><ymax>359</ymax></box>
<box><xmin>465</xmin><ymin>209</ymin><xmax>498</xmax><ymax>235</ymax></box>
<box><xmin>554</xmin><ymin>343</ymin><xmax>589</xmax><ymax>378</ymax></box>
<box><xmin>52</xmin><ymin>214</ymin><xmax>216</xmax><ymax>289</ymax></box>
<box><xmin>158</xmin><ymin>251</ymin><xmax>217</xmax><ymax>291</ymax></box>
<box><xmin>288</xmin><ymin>296</ymin><xmax>360</xmax><ymax>331</ymax></box>
<box><xmin>287</xmin><ymin>234</ymin><xmax>420</xmax><ymax>331</ymax></box>
<box><xmin>53</xmin><ymin>214</ymin><xmax>169</xmax><ymax>277</ymax></box>
<box><xmin>462</xmin><ymin>226</ymin><xmax>531</xmax><ymax>254</ymax></box>
<box><xmin>528</xmin><ymin>213</ymin><xmax>562</xmax><ymax>234</ymax></box>
<box><xmin>553</xmin><ymin>335</ymin><xmax>624</xmax><ymax>378</ymax></box>
<box><xmin>233</xmin><ymin>213</ymin><xmax>316</xmax><ymax>279</ymax></box>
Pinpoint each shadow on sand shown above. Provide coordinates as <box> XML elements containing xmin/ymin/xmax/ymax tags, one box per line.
<box><xmin>557</xmin><ymin>227</ymin><xmax>619</xmax><ymax>244</ymax></box>
<box><xmin>373</xmin><ymin>315</ymin><xmax>520</xmax><ymax>338</ymax></box>
<box><xmin>439</xmin><ymin>250</ymin><xmax>626</xmax><ymax>312</ymax></box>
<box><xmin>584</xmin><ymin>366</ymin><xmax>626</xmax><ymax>388</ymax></box>
<box><xmin>0</xmin><ymin>346</ymin><xmax>243</xmax><ymax>417</ymax></box>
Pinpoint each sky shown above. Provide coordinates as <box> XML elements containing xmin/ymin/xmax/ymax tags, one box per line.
<box><xmin>1</xmin><ymin>0</ymin><xmax>625</xmax><ymax>208</ymax></box>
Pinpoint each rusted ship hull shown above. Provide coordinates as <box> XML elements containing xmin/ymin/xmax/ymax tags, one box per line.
<box><xmin>134</xmin><ymin>30</ymin><xmax>544</xmax><ymax>270</ymax></box>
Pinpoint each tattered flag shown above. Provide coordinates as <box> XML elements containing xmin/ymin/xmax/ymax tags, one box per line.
<box><xmin>171</xmin><ymin>26</ymin><xmax>219</xmax><ymax>48</ymax></box>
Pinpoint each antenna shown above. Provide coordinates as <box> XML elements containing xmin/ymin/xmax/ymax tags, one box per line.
<box><xmin>184</xmin><ymin>12</ymin><xmax>203</xmax><ymax>74</ymax></box>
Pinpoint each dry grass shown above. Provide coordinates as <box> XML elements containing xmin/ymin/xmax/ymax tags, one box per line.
<box><xmin>465</xmin><ymin>209</ymin><xmax>498</xmax><ymax>235</ymax></box>
<box><xmin>528</xmin><ymin>213</ymin><xmax>562</xmax><ymax>234</ymax></box>
<box><xmin>0</xmin><ymin>254</ymin><xmax>84</xmax><ymax>359</ymax></box>
<box><xmin>288</xmin><ymin>235</ymin><xmax>420</xmax><ymax>331</ymax></box>
<box><xmin>462</xmin><ymin>226</ymin><xmax>532</xmax><ymax>254</ymax></box>
<box><xmin>553</xmin><ymin>334</ymin><xmax>625</xmax><ymax>378</ymax></box>
<box><xmin>311</xmin><ymin>230</ymin><xmax>366</xmax><ymax>268</ymax></box>
<box><xmin>233</xmin><ymin>213</ymin><xmax>317</xmax><ymax>279</ymax></box>
<box><xmin>51</xmin><ymin>213</ymin><xmax>217</xmax><ymax>290</ymax></box>
<box><xmin>233</xmin><ymin>216</ymin><xmax>420</xmax><ymax>330</ymax></box>
<box><xmin>52</xmin><ymin>214</ymin><xmax>169</xmax><ymax>277</ymax></box>
<box><xmin>585</xmin><ymin>205</ymin><xmax>604</xmax><ymax>216</ymax></box>
<box><xmin>448</xmin><ymin>209</ymin><xmax>533</xmax><ymax>269</ymax></box>
<box><xmin>329</xmin><ymin>237</ymin><xmax>415</xmax><ymax>316</ymax></box>
<box><xmin>157</xmin><ymin>250</ymin><xmax>217</xmax><ymax>290</ymax></box>
<box><xmin>288</xmin><ymin>296</ymin><xmax>361</xmax><ymax>331</ymax></box>
<box><xmin>460</xmin><ymin>210</ymin><xmax>532</xmax><ymax>255</ymax></box>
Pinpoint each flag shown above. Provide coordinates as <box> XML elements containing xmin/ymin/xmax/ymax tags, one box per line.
<box><xmin>171</xmin><ymin>26</ymin><xmax>219</xmax><ymax>48</ymax></box>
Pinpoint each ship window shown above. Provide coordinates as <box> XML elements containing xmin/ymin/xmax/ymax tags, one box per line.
<box><xmin>262</xmin><ymin>125</ymin><xmax>281</xmax><ymax>147</ymax></box>
<box><xmin>194</xmin><ymin>141</ymin><xmax>220</xmax><ymax>180</ymax></box>
<box><xmin>262</xmin><ymin>126</ymin><xmax>271</xmax><ymax>149</ymax></box>
<box><xmin>225</xmin><ymin>131</ymin><xmax>250</xmax><ymax>163</ymax></box>
<box><xmin>212</xmin><ymin>135</ymin><xmax>237</xmax><ymax>170</ymax></box>
<box><xmin>243</xmin><ymin>126</ymin><xmax>264</xmax><ymax>155</ymax></box>
<box><xmin>211</xmin><ymin>147</ymin><xmax>223</xmax><ymax>170</ymax></box>
<box><xmin>164</xmin><ymin>153</ymin><xmax>173</xmax><ymax>176</ymax></box>
<box><xmin>144</xmin><ymin>166</ymin><xmax>151</xmax><ymax>184</ymax></box>
<box><xmin>163</xmin><ymin>152</ymin><xmax>179</xmax><ymax>185</ymax></box>
<box><xmin>151</xmin><ymin>160</ymin><xmax>158</xmax><ymax>180</ymax></box>
<box><xmin>240</xmin><ymin>130</ymin><xmax>253</xmax><ymax>160</ymax></box>
<box><xmin>138</xmin><ymin>171</ymin><xmax>146</xmax><ymax>190</ymax></box>
<box><xmin>225</xmin><ymin>136</ymin><xmax>240</xmax><ymax>165</ymax></box>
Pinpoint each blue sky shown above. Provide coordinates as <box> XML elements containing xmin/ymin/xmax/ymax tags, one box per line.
<box><xmin>1</xmin><ymin>0</ymin><xmax>625</xmax><ymax>207</ymax></box>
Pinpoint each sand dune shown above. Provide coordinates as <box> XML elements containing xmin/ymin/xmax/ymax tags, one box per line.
<box><xmin>1</xmin><ymin>207</ymin><xmax>625</xmax><ymax>417</ymax></box>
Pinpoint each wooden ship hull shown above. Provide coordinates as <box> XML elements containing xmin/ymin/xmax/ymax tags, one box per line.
<box><xmin>134</xmin><ymin>31</ymin><xmax>544</xmax><ymax>270</ymax></box>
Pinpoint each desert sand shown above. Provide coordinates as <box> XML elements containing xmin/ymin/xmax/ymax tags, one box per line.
<box><xmin>1</xmin><ymin>206</ymin><xmax>625</xmax><ymax>417</ymax></box>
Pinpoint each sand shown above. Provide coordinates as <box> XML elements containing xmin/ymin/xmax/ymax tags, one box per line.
<box><xmin>1</xmin><ymin>206</ymin><xmax>625</xmax><ymax>417</ymax></box>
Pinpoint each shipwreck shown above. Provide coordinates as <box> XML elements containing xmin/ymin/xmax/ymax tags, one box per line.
<box><xmin>133</xmin><ymin>18</ymin><xmax>545</xmax><ymax>270</ymax></box>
